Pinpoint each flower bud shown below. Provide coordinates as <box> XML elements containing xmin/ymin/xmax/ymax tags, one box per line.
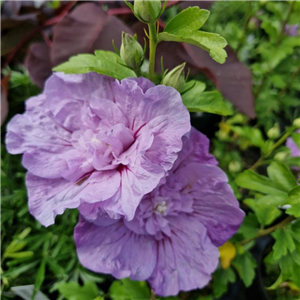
<box><xmin>162</xmin><ymin>63</ymin><xmax>186</xmax><ymax>92</ymax></box>
<box><xmin>228</xmin><ymin>161</ymin><xmax>242</xmax><ymax>173</ymax></box>
<box><xmin>274</xmin><ymin>151</ymin><xmax>289</xmax><ymax>161</ymax></box>
<box><xmin>133</xmin><ymin>0</ymin><xmax>161</xmax><ymax>24</ymax></box>
<box><xmin>120</xmin><ymin>32</ymin><xmax>144</xmax><ymax>71</ymax></box>
<box><xmin>267</xmin><ymin>124</ymin><xmax>280</xmax><ymax>139</ymax></box>
<box><xmin>293</xmin><ymin>118</ymin><xmax>300</xmax><ymax>129</ymax></box>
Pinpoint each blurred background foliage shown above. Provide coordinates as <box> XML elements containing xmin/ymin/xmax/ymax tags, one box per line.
<box><xmin>1</xmin><ymin>1</ymin><xmax>300</xmax><ymax>300</ymax></box>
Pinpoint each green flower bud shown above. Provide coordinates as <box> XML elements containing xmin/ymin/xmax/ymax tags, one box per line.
<box><xmin>161</xmin><ymin>63</ymin><xmax>186</xmax><ymax>92</ymax></box>
<box><xmin>120</xmin><ymin>32</ymin><xmax>144</xmax><ymax>71</ymax></box>
<box><xmin>293</xmin><ymin>118</ymin><xmax>300</xmax><ymax>129</ymax></box>
<box><xmin>274</xmin><ymin>151</ymin><xmax>289</xmax><ymax>161</ymax></box>
<box><xmin>267</xmin><ymin>124</ymin><xmax>280</xmax><ymax>139</ymax></box>
<box><xmin>228</xmin><ymin>161</ymin><xmax>242</xmax><ymax>173</ymax></box>
<box><xmin>133</xmin><ymin>0</ymin><xmax>161</xmax><ymax>24</ymax></box>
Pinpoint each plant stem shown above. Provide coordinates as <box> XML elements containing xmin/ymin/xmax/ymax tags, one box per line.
<box><xmin>249</xmin><ymin>127</ymin><xmax>295</xmax><ymax>170</ymax></box>
<box><xmin>148</xmin><ymin>22</ymin><xmax>158</xmax><ymax>81</ymax></box>
<box><xmin>240</xmin><ymin>215</ymin><xmax>296</xmax><ymax>245</ymax></box>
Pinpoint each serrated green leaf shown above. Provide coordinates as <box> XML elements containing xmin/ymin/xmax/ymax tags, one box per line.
<box><xmin>235</xmin><ymin>170</ymin><xmax>288</xmax><ymax>197</ymax></box>
<box><xmin>53</xmin><ymin>51</ymin><xmax>136</xmax><ymax>80</ymax></box>
<box><xmin>159</xmin><ymin>31</ymin><xmax>227</xmax><ymax>64</ymax></box>
<box><xmin>237</xmin><ymin>213</ymin><xmax>259</xmax><ymax>239</ymax></box>
<box><xmin>232</xmin><ymin>251</ymin><xmax>257</xmax><ymax>287</ymax></box>
<box><xmin>213</xmin><ymin>267</ymin><xmax>236</xmax><ymax>298</ymax></box>
<box><xmin>181</xmin><ymin>80</ymin><xmax>233</xmax><ymax>115</ymax></box>
<box><xmin>159</xmin><ymin>7</ymin><xmax>227</xmax><ymax>64</ymax></box>
<box><xmin>267</xmin><ymin>161</ymin><xmax>297</xmax><ymax>192</ymax></box>
<box><xmin>109</xmin><ymin>278</ymin><xmax>150</xmax><ymax>300</ymax></box>
<box><xmin>272</xmin><ymin>228</ymin><xmax>296</xmax><ymax>260</ymax></box>
<box><xmin>57</xmin><ymin>281</ymin><xmax>99</xmax><ymax>300</ymax></box>
<box><xmin>244</xmin><ymin>195</ymin><xmax>284</xmax><ymax>226</ymax></box>
<box><xmin>285</xmin><ymin>186</ymin><xmax>300</xmax><ymax>217</ymax></box>
<box><xmin>164</xmin><ymin>7</ymin><xmax>210</xmax><ymax>33</ymax></box>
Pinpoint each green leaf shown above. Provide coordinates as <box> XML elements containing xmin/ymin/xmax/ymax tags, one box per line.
<box><xmin>272</xmin><ymin>228</ymin><xmax>296</xmax><ymax>260</ymax></box>
<box><xmin>3</xmin><ymin>261</ymin><xmax>39</xmax><ymax>278</ymax></box>
<box><xmin>32</xmin><ymin>259</ymin><xmax>46</xmax><ymax>300</ymax></box>
<box><xmin>285</xmin><ymin>186</ymin><xmax>300</xmax><ymax>217</ymax></box>
<box><xmin>232</xmin><ymin>251</ymin><xmax>257</xmax><ymax>287</ymax></box>
<box><xmin>212</xmin><ymin>267</ymin><xmax>236</xmax><ymax>298</ymax></box>
<box><xmin>267</xmin><ymin>161</ymin><xmax>297</xmax><ymax>192</ymax></box>
<box><xmin>237</xmin><ymin>213</ymin><xmax>259</xmax><ymax>239</ymax></box>
<box><xmin>159</xmin><ymin>7</ymin><xmax>227</xmax><ymax>64</ymax></box>
<box><xmin>164</xmin><ymin>7</ymin><xmax>210</xmax><ymax>33</ymax></box>
<box><xmin>109</xmin><ymin>278</ymin><xmax>150</xmax><ymax>300</ymax></box>
<box><xmin>57</xmin><ymin>281</ymin><xmax>100</xmax><ymax>300</ymax></box>
<box><xmin>285</xmin><ymin>157</ymin><xmax>300</xmax><ymax>168</ymax></box>
<box><xmin>4</xmin><ymin>251</ymin><xmax>34</xmax><ymax>259</ymax></box>
<box><xmin>181</xmin><ymin>80</ymin><xmax>233</xmax><ymax>115</ymax></box>
<box><xmin>53</xmin><ymin>51</ymin><xmax>136</xmax><ymax>80</ymax></box>
<box><xmin>244</xmin><ymin>195</ymin><xmax>284</xmax><ymax>226</ymax></box>
<box><xmin>235</xmin><ymin>170</ymin><xmax>288</xmax><ymax>197</ymax></box>
<box><xmin>230</xmin><ymin>126</ymin><xmax>265</xmax><ymax>149</ymax></box>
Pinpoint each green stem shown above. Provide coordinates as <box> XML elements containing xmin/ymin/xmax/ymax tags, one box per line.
<box><xmin>250</xmin><ymin>127</ymin><xmax>296</xmax><ymax>170</ymax></box>
<box><xmin>240</xmin><ymin>215</ymin><xmax>296</xmax><ymax>245</ymax></box>
<box><xmin>148</xmin><ymin>22</ymin><xmax>158</xmax><ymax>81</ymax></box>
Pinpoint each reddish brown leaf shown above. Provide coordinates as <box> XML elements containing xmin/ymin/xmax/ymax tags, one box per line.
<box><xmin>51</xmin><ymin>2</ymin><xmax>133</xmax><ymax>66</ymax></box>
<box><xmin>179</xmin><ymin>44</ymin><xmax>256</xmax><ymax>118</ymax></box>
<box><xmin>25</xmin><ymin>42</ymin><xmax>52</xmax><ymax>88</ymax></box>
<box><xmin>179</xmin><ymin>1</ymin><xmax>214</xmax><ymax>10</ymax></box>
<box><xmin>1</xmin><ymin>75</ymin><xmax>10</xmax><ymax>126</ymax></box>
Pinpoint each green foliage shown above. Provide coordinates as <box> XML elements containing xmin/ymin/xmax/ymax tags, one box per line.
<box><xmin>272</xmin><ymin>228</ymin><xmax>296</xmax><ymax>260</ymax></box>
<box><xmin>109</xmin><ymin>278</ymin><xmax>150</xmax><ymax>300</ymax></box>
<box><xmin>158</xmin><ymin>7</ymin><xmax>227</xmax><ymax>63</ymax></box>
<box><xmin>181</xmin><ymin>80</ymin><xmax>233</xmax><ymax>116</ymax></box>
<box><xmin>53</xmin><ymin>51</ymin><xmax>136</xmax><ymax>80</ymax></box>
<box><xmin>57</xmin><ymin>281</ymin><xmax>101</xmax><ymax>300</ymax></box>
<box><xmin>212</xmin><ymin>267</ymin><xmax>236</xmax><ymax>298</ymax></box>
<box><xmin>232</xmin><ymin>250</ymin><xmax>257</xmax><ymax>287</ymax></box>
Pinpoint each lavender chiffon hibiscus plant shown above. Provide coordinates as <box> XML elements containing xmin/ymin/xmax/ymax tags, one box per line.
<box><xmin>5</xmin><ymin>1</ymin><xmax>245</xmax><ymax>297</ymax></box>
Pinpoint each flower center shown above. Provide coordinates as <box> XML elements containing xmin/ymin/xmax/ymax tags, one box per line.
<box><xmin>154</xmin><ymin>200</ymin><xmax>167</xmax><ymax>214</ymax></box>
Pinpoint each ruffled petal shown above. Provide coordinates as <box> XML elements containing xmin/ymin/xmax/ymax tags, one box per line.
<box><xmin>148</xmin><ymin>217</ymin><xmax>219</xmax><ymax>296</ymax></box>
<box><xmin>74</xmin><ymin>217</ymin><xmax>157</xmax><ymax>280</ymax></box>
<box><xmin>172</xmin><ymin>127</ymin><xmax>218</xmax><ymax>171</ymax></box>
<box><xmin>27</xmin><ymin>170</ymin><xmax>121</xmax><ymax>227</ymax></box>
<box><xmin>22</xmin><ymin>150</ymin><xmax>69</xmax><ymax>179</ymax></box>
<box><xmin>174</xmin><ymin>163</ymin><xmax>245</xmax><ymax>246</ymax></box>
<box><xmin>44</xmin><ymin>73</ymin><xmax>114</xmax><ymax>131</ymax></box>
<box><xmin>6</xmin><ymin>95</ymin><xmax>71</xmax><ymax>155</ymax></box>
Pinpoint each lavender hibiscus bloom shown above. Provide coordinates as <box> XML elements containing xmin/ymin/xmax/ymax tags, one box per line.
<box><xmin>74</xmin><ymin>127</ymin><xmax>245</xmax><ymax>296</ymax></box>
<box><xmin>5</xmin><ymin>73</ymin><xmax>190</xmax><ymax>226</ymax></box>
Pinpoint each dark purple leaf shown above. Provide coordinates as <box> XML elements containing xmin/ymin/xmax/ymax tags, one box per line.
<box><xmin>51</xmin><ymin>2</ymin><xmax>133</xmax><ymax>66</ymax></box>
<box><xmin>25</xmin><ymin>42</ymin><xmax>52</xmax><ymax>88</ymax></box>
<box><xmin>179</xmin><ymin>44</ymin><xmax>256</xmax><ymax>118</ymax></box>
<box><xmin>1</xmin><ymin>75</ymin><xmax>10</xmax><ymax>126</ymax></box>
<box><xmin>179</xmin><ymin>1</ymin><xmax>214</xmax><ymax>10</ymax></box>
